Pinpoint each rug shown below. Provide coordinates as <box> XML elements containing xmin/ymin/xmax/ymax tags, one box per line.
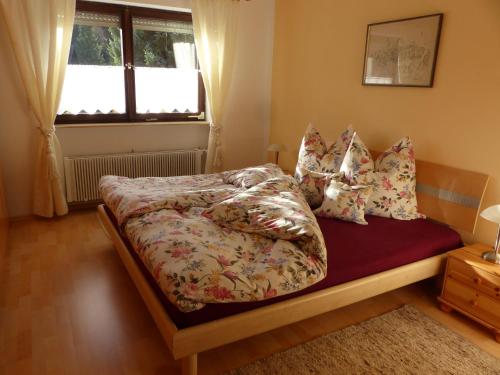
<box><xmin>226</xmin><ymin>305</ymin><xmax>500</xmax><ymax>375</ymax></box>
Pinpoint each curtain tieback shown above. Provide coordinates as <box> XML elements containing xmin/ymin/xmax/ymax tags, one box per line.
<box><xmin>209</xmin><ymin>122</ymin><xmax>221</xmax><ymax>134</ymax></box>
<box><xmin>36</xmin><ymin>125</ymin><xmax>58</xmax><ymax>180</ymax></box>
<box><xmin>37</xmin><ymin>125</ymin><xmax>56</xmax><ymax>138</ymax></box>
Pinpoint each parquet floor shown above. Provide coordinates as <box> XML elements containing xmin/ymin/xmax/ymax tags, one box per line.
<box><xmin>1</xmin><ymin>210</ymin><xmax>499</xmax><ymax>375</ymax></box>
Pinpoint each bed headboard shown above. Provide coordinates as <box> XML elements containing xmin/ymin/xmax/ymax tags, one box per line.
<box><xmin>414</xmin><ymin>159</ymin><xmax>489</xmax><ymax>234</ymax></box>
<box><xmin>370</xmin><ymin>151</ymin><xmax>489</xmax><ymax>234</ymax></box>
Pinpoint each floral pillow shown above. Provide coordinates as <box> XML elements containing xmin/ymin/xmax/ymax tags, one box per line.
<box><xmin>365</xmin><ymin>137</ymin><xmax>423</xmax><ymax>220</ymax></box>
<box><xmin>296</xmin><ymin>124</ymin><xmax>354</xmax><ymax>173</ymax></box>
<box><xmin>313</xmin><ymin>177</ymin><xmax>373</xmax><ymax>225</ymax></box>
<box><xmin>222</xmin><ymin>163</ymin><xmax>284</xmax><ymax>189</ymax></box>
<box><xmin>295</xmin><ymin>167</ymin><xmax>344</xmax><ymax>209</ymax></box>
<box><xmin>339</xmin><ymin>132</ymin><xmax>374</xmax><ymax>185</ymax></box>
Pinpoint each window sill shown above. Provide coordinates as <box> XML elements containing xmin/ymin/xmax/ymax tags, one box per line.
<box><xmin>56</xmin><ymin>121</ymin><xmax>210</xmax><ymax>129</ymax></box>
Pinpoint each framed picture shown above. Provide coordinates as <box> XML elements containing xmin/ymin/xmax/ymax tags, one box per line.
<box><xmin>362</xmin><ymin>13</ymin><xmax>443</xmax><ymax>87</ymax></box>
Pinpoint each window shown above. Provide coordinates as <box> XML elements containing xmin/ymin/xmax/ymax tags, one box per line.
<box><xmin>57</xmin><ymin>1</ymin><xmax>205</xmax><ymax>124</ymax></box>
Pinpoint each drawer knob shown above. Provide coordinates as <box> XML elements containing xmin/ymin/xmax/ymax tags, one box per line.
<box><xmin>473</xmin><ymin>277</ymin><xmax>482</xmax><ymax>285</ymax></box>
<box><xmin>470</xmin><ymin>299</ymin><xmax>478</xmax><ymax>307</ymax></box>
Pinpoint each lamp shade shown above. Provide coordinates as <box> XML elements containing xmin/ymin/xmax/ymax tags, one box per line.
<box><xmin>480</xmin><ymin>205</ymin><xmax>500</xmax><ymax>224</ymax></box>
<box><xmin>267</xmin><ymin>143</ymin><xmax>287</xmax><ymax>152</ymax></box>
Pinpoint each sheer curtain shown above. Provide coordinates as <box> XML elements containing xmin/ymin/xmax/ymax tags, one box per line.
<box><xmin>0</xmin><ymin>0</ymin><xmax>75</xmax><ymax>217</ymax></box>
<box><xmin>173</xmin><ymin>43</ymin><xmax>196</xmax><ymax>69</ymax></box>
<box><xmin>191</xmin><ymin>0</ymin><xmax>241</xmax><ymax>173</ymax></box>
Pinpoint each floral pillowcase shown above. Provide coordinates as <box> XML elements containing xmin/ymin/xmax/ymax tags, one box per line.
<box><xmin>365</xmin><ymin>137</ymin><xmax>423</xmax><ymax>220</ymax></box>
<box><xmin>295</xmin><ymin>126</ymin><xmax>422</xmax><ymax>223</ymax></box>
<box><xmin>295</xmin><ymin>167</ymin><xmax>344</xmax><ymax>209</ymax></box>
<box><xmin>313</xmin><ymin>177</ymin><xmax>373</xmax><ymax>225</ymax></box>
<box><xmin>339</xmin><ymin>132</ymin><xmax>374</xmax><ymax>186</ymax></box>
<box><xmin>295</xmin><ymin>125</ymin><xmax>354</xmax><ymax>207</ymax></box>
<box><xmin>296</xmin><ymin>124</ymin><xmax>354</xmax><ymax>174</ymax></box>
<box><xmin>337</xmin><ymin>133</ymin><xmax>422</xmax><ymax>221</ymax></box>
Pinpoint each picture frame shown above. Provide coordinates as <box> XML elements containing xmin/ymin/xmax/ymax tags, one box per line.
<box><xmin>362</xmin><ymin>13</ymin><xmax>443</xmax><ymax>87</ymax></box>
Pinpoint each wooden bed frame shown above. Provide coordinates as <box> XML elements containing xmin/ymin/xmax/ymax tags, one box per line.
<box><xmin>97</xmin><ymin>158</ymin><xmax>489</xmax><ymax>375</ymax></box>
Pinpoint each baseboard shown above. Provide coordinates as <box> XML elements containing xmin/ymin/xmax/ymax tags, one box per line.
<box><xmin>68</xmin><ymin>200</ymin><xmax>102</xmax><ymax>211</ymax></box>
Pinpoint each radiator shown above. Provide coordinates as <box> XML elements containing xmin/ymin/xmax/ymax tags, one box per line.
<box><xmin>64</xmin><ymin>149</ymin><xmax>206</xmax><ymax>203</ymax></box>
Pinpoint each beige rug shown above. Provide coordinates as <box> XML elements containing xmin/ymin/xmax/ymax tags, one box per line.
<box><xmin>227</xmin><ymin>305</ymin><xmax>500</xmax><ymax>375</ymax></box>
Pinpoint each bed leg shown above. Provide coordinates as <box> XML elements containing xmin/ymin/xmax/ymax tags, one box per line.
<box><xmin>181</xmin><ymin>354</ymin><xmax>197</xmax><ymax>375</ymax></box>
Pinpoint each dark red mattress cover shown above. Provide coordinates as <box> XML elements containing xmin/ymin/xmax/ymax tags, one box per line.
<box><xmin>107</xmin><ymin>207</ymin><xmax>462</xmax><ymax>329</ymax></box>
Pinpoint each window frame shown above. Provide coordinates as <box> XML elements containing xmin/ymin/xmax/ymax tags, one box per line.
<box><xmin>56</xmin><ymin>0</ymin><xmax>206</xmax><ymax>125</ymax></box>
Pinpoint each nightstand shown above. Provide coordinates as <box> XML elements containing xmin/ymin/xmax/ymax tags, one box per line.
<box><xmin>438</xmin><ymin>243</ymin><xmax>500</xmax><ymax>342</ymax></box>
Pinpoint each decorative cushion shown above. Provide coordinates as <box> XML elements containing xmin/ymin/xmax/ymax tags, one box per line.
<box><xmin>313</xmin><ymin>177</ymin><xmax>373</xmax><ymax>225</ymax></box>
<box><xmin>294</xmin><ymin>167</ymin><xmax>337</xmax><ymax>209</ymax></box>
<box><xmin>296</xmin><ymin>124</ymin><xmax>354</xmax><ymax>174</ymax></box>
<box><xmin>328</xmin><ymin>126</ymin><xmax>356</xmax><ymax>173</ymax></box>
<box><xmin>339</xmin><ymin>132</ymin><xmax>374</xmax><ymax>185</ymax></box>
<box><xmin>365</xmin><ymin>137</ymin><xmax>422</xmax><ymax>220</ymax></box>
<box><xmin>222</xmin><ymin>163</ymin><xmax>284</xmax><ymax>189</ymax></box>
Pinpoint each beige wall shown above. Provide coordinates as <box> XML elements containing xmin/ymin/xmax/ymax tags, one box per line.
<box><xmin>271</xmin><ymin>0</ymin><xmax>500</xmax><ymax>245</ymax></box>
<box><xmin>0</xmin><ymin>0</ymin><xmax>274</xmax><ymax>217</ymax></box>
<box><xmin>222</xmin><ymin>0</ymin><xmax>275</xmax><ymax>170</ymax></box>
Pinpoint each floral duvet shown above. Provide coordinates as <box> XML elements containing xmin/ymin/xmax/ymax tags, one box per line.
<box><xmin>100</xmin><ymin>165</ymin><xmax>327</xmax><ymax>312</ymax></box>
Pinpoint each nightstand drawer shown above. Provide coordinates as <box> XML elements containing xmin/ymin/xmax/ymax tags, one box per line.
<box><xmin>448</xmin><ymin>257</ymin><xmax>500</xmax><ymax>300</ymax></box>
<box><xmin>443</xmin><ymin>278</ymin><xmax>500</xmax><ymax>327</ymax></box>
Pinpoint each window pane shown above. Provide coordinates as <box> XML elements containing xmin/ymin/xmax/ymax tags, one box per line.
<box><xmin>132</xmin><ymin>17</ymin><xmax>199</xmax><ymax>114</ymax></box>
<box><xmin>58</xmin><ymin>11</ymin><xmax>126</xmax><ymax>115</ymax></box>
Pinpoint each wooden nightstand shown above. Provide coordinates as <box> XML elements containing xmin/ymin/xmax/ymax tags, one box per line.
<box><xmin>438</xmin><ymin>243</ymin><xmax>500</xmax><ymax>342</ymax></box>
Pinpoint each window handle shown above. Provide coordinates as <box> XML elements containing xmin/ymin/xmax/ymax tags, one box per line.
<box><xmin>188</xmin><ymin>112</ymin><xmax>205</xmax><ymax>120</ymax></box>
<box><xmin>125</xmin><ymin>63</ymin><xmax>134</xmax><ymax>70</ymax></box>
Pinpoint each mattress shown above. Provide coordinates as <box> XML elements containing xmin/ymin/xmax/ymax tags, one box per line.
<box><xmin>105</xmin><ymin>206</ymin><xmax>462</xmax><ymax>328</ymax></box>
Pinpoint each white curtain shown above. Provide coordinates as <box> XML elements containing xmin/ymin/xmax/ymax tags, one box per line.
<box><xmin>0</xmin><ymin>0</ymin><xmax>75</xmax><ymax>217</ymax></box>
<box><xmin>191</xmin><ymin>0</ymin><xmax>241</xmax><ymax>173</ymax></box>
<box><xmin>173</xmin><ymin>42</ymin><xmax>196</xmax><ymax>69</ymax></box>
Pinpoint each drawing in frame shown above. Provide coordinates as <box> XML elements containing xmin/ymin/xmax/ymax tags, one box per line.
<box><xmin>362</xmin><ymin>13</ymin><xmax>443</xmax><ymax>87</ymax></box>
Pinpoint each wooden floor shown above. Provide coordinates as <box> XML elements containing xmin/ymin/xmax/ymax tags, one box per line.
<box><xmin>1</xmin><ymin>210</ymin><xmax>499</xmax><ymax>375</ymax></box>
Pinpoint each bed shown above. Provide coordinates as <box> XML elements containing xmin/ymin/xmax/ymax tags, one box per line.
<box><xmin>97</xmin><ymin>157</ymin><xmax>489</xmax><ymax>375</ymax></box>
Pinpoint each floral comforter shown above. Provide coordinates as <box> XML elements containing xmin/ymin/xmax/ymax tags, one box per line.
<box><xmin>100</xmin><ymin>165</ymin><xmax>327</xmax><ymax>312</ymax></box>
